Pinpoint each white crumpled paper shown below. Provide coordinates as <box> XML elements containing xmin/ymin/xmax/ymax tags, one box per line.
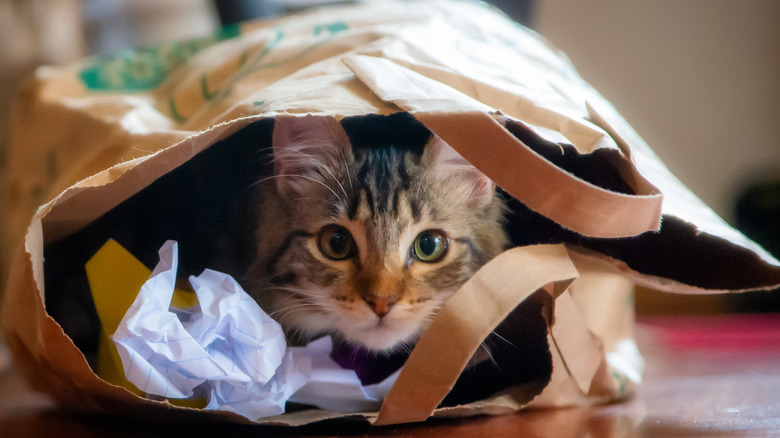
<box><xmin>113</xmin><ymin>240</ymin><xmax>398</xmax><ymax>420</ymax></box>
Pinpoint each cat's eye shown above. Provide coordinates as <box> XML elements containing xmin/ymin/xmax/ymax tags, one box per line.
<box><xmin>412</xmin><ymin>230</ymin><xmax>448</xmax><ymax>263</ymax></box>
<box><xmin>318</xmin><ymin>226</ymin><xmax>355</xmax><ymax>260</ymax></box>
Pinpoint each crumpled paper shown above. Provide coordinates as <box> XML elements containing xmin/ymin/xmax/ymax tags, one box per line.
<box><xmin>113</xmin><ymin>240</ymin><xmax>398</xmax><ymax>420</ymax></box>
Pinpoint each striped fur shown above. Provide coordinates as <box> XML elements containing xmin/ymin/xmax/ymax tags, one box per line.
<box><xmin>247</xmin><ymin>116</ymin><xmax>507</xmax><ymax>352</ymax></box>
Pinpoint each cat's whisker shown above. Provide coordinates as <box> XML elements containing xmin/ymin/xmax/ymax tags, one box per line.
<box><xmin>339</xmin><ymin>149</ymin><xmax>354</xmax><ymax>192</ymax></box>
<box><xmin>278</xmin><ymin>148</ymin><xmax>348</xmax><ymax>203</ymax></box>
<box><xmin>261</xmin><ymin>278</ymin><xmax>317</xmax><ymax>293</ymax></box>
<box><xmin>265</xmin><ymin>282</ymin><xmax>311</xmax><ymax>293</ymax></box>
<box><xmin>267</xmin><ymin>302</ymin><xmax>319</xmax><ymax>317</ymax></box>
<box><xmin>396</xmin><ymin>342</ymin><xmax>414</xmax><ymax>356</ymax></box>
<box><xmin>274</xmin><ymin>300</ymin><xmax>323</xmax><ymax>314</ymax></box>
<box><xmin>256</xmin><ymin>145</ymin><xmax>274</xmax><ymax>155</ymax></box>
<box><xmin>321</xmin><ymin>163</ymin><xmax>349</xmax><ymax>201</ymax></box>
<box><xmin>250</xmin><ymin>173</ymin><xmax>341</xmax><ymax>201</ymax></box>
<box><xmin>478</xmin><ymin>342</ymin><xmax>500</xmax><ymax>369</ymax></box>
<box><xmin>346</xmin><ymin>343</ymin><xmax>362</xmax><ymax>365</ymax></box>
<box><xmin>288</xmin><ymin>197</ymin><xmax>325</xmax><ymax>204</ymax></box>
<box><xmin>285</xmin><ymin>325</ymin><xmax>309</xmax><ymax>342</ymax></box>
<box><xmin>490</xmin><ymin>331</ymin><xmax>517</xmax><ymax>349</ymax></box>
<box><xmin>267</xmin><ymin>285</ymin><xmax>325</xmax><ymax>301</ymax></box>
<box><xmin>295</xmin><ymin>316</ymin><xmax>330</xmax><ymax>339</ymax></box>
<box><xmin>247</xmin><ymin>174</ymin><xmax>289</xmax><ymax>187</ymax></box>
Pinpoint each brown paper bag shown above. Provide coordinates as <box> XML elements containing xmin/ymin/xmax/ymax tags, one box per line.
<box><xmin>3</xmin><ymin>0</ymin><xmax>779</xmax><ymax>426</ymax></box>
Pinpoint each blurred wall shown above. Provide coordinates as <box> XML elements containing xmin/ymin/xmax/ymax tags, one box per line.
<box><xmin>535</xmin><ymin>1</ymin><xmax>780</xmax><ymax>313</ymax></box>
<box><xmin>535</xmin><ymin>0</ymin><xmax>780</xmax><ymax>225</ymax></box>
<box><xmin>82</xmin><ymin>0</ymin><xmax>217</xmax><ymax>54</ymax></box>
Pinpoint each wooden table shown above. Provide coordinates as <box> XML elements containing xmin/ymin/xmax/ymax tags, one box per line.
<box><xmin>2</xmin><ymin>314</ymin><xmax>780</xmax><ymax>437</ymax></box>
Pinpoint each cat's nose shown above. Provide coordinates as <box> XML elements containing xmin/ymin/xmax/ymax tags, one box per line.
<box><xmin>365</xmin><ymin>295</ymin><xmax>397</xmax><ymax>317</ymax></box>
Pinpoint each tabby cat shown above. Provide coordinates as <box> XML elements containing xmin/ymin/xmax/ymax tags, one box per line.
<box><xmin>247</xmin><ymin>113</ymin><xmax>507</xmax><ymax>352</ymax></box>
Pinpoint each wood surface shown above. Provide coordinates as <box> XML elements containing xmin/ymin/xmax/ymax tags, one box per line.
<box><xmin>2</xmin><ymin>314</ymin><xmax>779</xmax><ymax>437</ymax></box>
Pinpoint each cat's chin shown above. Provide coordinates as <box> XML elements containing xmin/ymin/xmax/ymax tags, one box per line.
<box><xmin>276</xmin><ymin>305</ymin><xmax>420</xmax><ymax>352</ymax></box>
<box><xmin>339</xmin><ymin>321</ymin><xmax>420</xmax><ymax>352</ymax></box>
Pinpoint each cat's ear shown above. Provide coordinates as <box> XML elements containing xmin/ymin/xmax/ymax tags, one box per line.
<box><xmin>272</xmin><ymin>115</ymin><xmax>350</xmax><ymax>194</ymax></box>
<box><xmin>425</xmin><ymin>138</ymin><xmax>496</xmax><ymax>208</ymax></box>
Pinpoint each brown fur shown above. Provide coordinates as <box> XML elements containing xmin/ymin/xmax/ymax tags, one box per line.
<box><xmin>247</xmin><ymin>116</ymin><xmax>507</xmax><ymax>351</ymax></box>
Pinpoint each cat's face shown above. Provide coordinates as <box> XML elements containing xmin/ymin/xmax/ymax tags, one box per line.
<box><xmin>250</xmin><ymin>115</ymin><xmax>506</xmax><ymax>352</ymax></box>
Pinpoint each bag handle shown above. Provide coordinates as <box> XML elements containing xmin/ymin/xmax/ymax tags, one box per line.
<box><xmin>372</xmin><ymin>244</ymin><xmax>578</xmax><ymax>426</ymax></box>
<box><xmin>343</xmin><ymin>55</ymin><xmax>663</xmax><ymax>239</ymax></box>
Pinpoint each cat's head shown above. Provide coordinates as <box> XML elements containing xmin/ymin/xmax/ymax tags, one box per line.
<box><xmin>252</xmin><ymin>114</ymin><xmax>506</xmax><ymax>352</ymax></box>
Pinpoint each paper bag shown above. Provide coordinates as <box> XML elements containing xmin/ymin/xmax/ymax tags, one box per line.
<box><xmin>3</xmin><ymin>0</ymin><xmax>780</xmax><ymax>426</ymax></box>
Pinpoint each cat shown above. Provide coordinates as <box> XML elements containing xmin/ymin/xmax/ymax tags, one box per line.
<box><xmin>246</xmin><ymin>113</ymin><xmax>507</xmax><ymax>353</ymax></box>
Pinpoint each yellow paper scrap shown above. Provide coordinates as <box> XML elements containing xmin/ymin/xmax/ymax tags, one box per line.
<box><xmin>85</xmin><ymin>239</ymin><xmax>205</xmax><ymax>407</ymax></box>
